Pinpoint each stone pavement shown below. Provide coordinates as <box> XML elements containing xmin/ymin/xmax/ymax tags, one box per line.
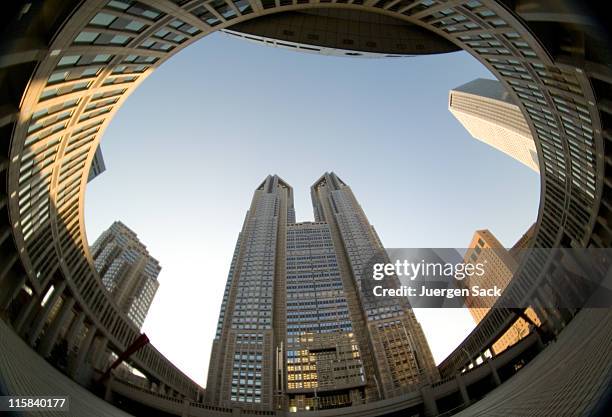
<box><xmin>454</xmin><ymin>308</ymin><xmax>612</xmax><ymax>417</ymax></box>
<box><xmin>0</xmin><ymin>319</ymin><xmax>134</xmax><ymax>417</ymax></box>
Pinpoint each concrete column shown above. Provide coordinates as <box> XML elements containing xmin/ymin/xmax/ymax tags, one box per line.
<box><xmin>104</xmin><ymin>372</ymin><xmax>114</xmax><ymax>402</ymax></box>
<box><xmin>70</xmin><ymin>325</ymin><xmax>97</xmax><ymax>378</ymax></box>
<box><xmin>27</xmin><ymin>281</ymin><xmax>67</xmax><ymax>346</ymax></box>
<box><xmin>91</xmin><ymin>336</ymin><xmax>109</xmax><ymax>371</ymax></box>
<box><xmin>14</xmin><ymin>292</ymin><xmax>42</xmax><ymax>334</ymax></box>
<box><xmin>487</xmin><ymin>359</ymin><xmax>501</xmax><ymax>387</ymax></box>
<box><xmin>535</xmin><ymin>333</ymin><xmax>545</xmax><ymax>351</ymax></box>
<box><xmin>0</xmin><ymin>272</ymin><xmax>26</xmax><ymax>311</ymax></box>
<box><xmin>456</xmin><ymin>373</ymin><xmax>470</xmax><ymax>405</ymax></box>
<box><xmin>0</xmin><ymin>253</ymin><xmax>18</xmax><ymax>286</ymax></box>
<box><xmin>534</xmin><ymin>290</ymin><xmax>565</xmax><ymax>335</ymax></box>
<box><xmin>420</xmin><ymin>385</ymin><xmax>439</xmax><ymax>417</ymax></box>
<box><xmin>181</xmin><ymin>398</ymin><xmax>191</xmax><ymax>417</ymax></box>
<box><xmin>38</xmin><ymin>296</ymin><xmax>75</xmax><ymax>357</ymax></box>
<box><xmin>65</xmin><ymin>311</ymin><xmax>86</xmax><ymax>349</ymax></box>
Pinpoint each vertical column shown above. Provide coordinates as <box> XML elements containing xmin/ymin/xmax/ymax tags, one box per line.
<box><xmin>70</xmin><ymin>324</ymin><xmax>97</xmax><ymax>378</ymax></box>
<box><xmin>0</xmin><ymin>272</ymin><xmax>26</xmax><ymax>311</ymax></box>
<box><xmin>38</xmin><ymin>296</ymin><xmax>76</xmax><ymax>357</ymax></box>
<box><xmin>534</xmin><ymin>289</ymin><xmax>565</xmax><ymax>335</ymax></box>
<box><xmin>27</xmin><ymin>281</ymin><xmax>67</xmax><ymax>345</ymax></box>
<box><xmin>350</xmin><ymin>389</ymin><xmax>363</xmax><ymax>405</ymax></box>
<box><xmin>14</xmin><ymin>291</ymin><xmax>43</xmax><ymax>334</ymax></box>
<box><xmin>181</xmin><ymin>398</ymin><xmax>191</xmax><ymax>417</ymax></box>
<box><xmin>0</xmin><ymin>253</ymin><xmax>18</xmax><ymax>290</ymax></box>
<box><xmin>456</xmin><ymin>373</ymin><xmax>470</xmax><ymax>405</ymax></box>
<box><xmin>104</xmin><ymin>371</ymin><xmax>114</xmax><ymax>402</ymax></box>
<box><xmin>487</xmin><ymin>358</ymin><xmax>501</xmax><ymax>387</ymax></box>
<box><xmin>420</xmin><ymin>385</ymin><xmax>439</xmax><ymax>417</ymax></box>
<box><xmin>91</xmin><ymin>336</ymin><xmax>109</xmax><ymax>371</ymax></box>
<box><xmin>65</xmin><ymin>311</ymin><xmax>86</xmax><ymax>349</ymax></box>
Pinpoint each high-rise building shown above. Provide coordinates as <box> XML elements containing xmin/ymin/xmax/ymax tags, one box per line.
<box><xmin>449</xmin><ymin>78</ymin><xmax>539</xmax><ymax>172</ymax></box>
<box><xmin>87</xmin><ymin>145</ymin><xmax>106</xmax><ymax>182</ymax></box>
<box><xmin>207</xmin><ymin>173</ymin><xmax>437</xmax><ymax>412</ymax></box>
<box><xmin>462</xmin><ymin>229</ymin><xmax>540</xmax><ymax>355</ymax></box>
<box><xmin>90</xmin><ymin>221</ymin><xmax>160</xmax><ymax>329</ymax></box>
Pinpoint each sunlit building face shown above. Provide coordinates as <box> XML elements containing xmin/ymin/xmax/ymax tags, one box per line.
<box><xmin>90</xmin><ymin>221</ymin><xmax>161</xmax><ymax>329</ymax></box>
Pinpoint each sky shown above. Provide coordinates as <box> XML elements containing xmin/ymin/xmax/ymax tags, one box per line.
<box><xmin>84</xmin><ymin>32</ymin><xmax>540</xmax><ymax>387</ymax></box>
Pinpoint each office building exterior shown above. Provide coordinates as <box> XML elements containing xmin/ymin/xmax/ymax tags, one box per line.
<box><xmin>90</xmin><ymin>222</ymin><xmax>160</xmax><ymax>329</ymax></box>
<box><xmin>1</xmin><ymin>2</ymin><xmax>610</xmax><ymax>415</ymax></box>
<box><xmin>463</xmin><ymin>229</ymin><xmax>540</xmax><ymax>355</ymax></box>
<box><xmin>449</xmin><ymin>78</ymin><xmax>539</xmax><ymax>172</ymax></box>
<box><xmin>207</xmin><ymin>173</ymin><xmax>437</xmax><ymax>411</ymax></box>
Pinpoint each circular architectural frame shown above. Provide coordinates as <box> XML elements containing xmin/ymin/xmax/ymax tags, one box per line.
<box><xmin>0</xmin><ymin>0</ymin><xmax>610</xmax><ymax>413</ymax></box>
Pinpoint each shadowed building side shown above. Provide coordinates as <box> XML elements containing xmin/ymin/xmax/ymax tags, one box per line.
<box><xmin>223</xmin><ymin>8</ymin><xmax>460</xmax><ymax>58</ymax></box>
<box><xmin>88</xmin><ymin>145</ymin><xmax>106</xmax><ymax>182</ymax></box>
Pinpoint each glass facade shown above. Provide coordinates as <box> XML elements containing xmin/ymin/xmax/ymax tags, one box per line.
<box><xmin>285</xmin><ymin>223</ymin><xmax>365</xmax><ymax>409</ymax></box>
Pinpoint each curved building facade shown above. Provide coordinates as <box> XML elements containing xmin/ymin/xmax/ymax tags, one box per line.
<box><xmin>222</xmin><ymin>7</ymin><xmax>460</xmax><ymax>58</ymax></box>
<box><xmin>0</xmin><ymin>1</ymin><xmax>611</xmax><ymax>416</ymax></box>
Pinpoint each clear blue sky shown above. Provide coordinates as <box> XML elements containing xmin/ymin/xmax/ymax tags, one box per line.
<box><xmin>84</xmin><ymin>32</ymin><xmax>540</xmax><ymax>386</ymax></box>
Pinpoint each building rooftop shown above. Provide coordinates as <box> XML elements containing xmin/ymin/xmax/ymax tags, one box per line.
<box><xmin>452</xmin><ymin>78</ymin><xmax>517</xmax><ymax>105</ymax></box>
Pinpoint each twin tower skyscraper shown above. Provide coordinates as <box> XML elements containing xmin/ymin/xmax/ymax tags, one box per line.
<box><xmin>206</xmin><ymin>173</ymin><xmax>438</xmax><ymax>412</ymax></box>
